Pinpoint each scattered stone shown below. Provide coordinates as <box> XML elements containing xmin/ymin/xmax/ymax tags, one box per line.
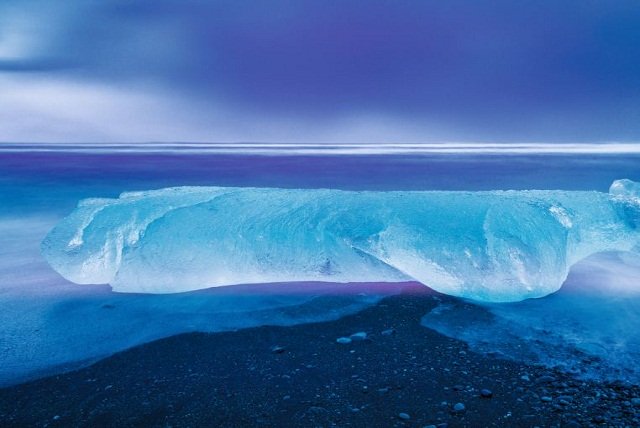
<box><xmin>271</xmin><ymin>345</ymin><xmax>286</xmax><ymax>354</ymax></box>
<box><xmin>7</xmin><ymin>284</ymin><xmax>640</xmax><ymax>428</ymax></box>
<box><xmin>350</xmin><ymin>332</ymin><xmax>367</xmax><ymax>341</ymax></box>
<box><xmin>306</xmin><ymin>406</ymin><xmax>328</xmax><ymax>414</ymax></box>
<box><xmin>536</xmin><ymin>375</ymin><xmax>556</xmax><ymax>384</ymax></box>
<box><xmin>480</xmin><ymin>389</ymin><xmax>493</xmax><ymax>398</ymax></box>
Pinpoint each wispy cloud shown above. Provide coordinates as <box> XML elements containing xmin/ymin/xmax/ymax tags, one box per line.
<box><xmin>1</xmin><ymin>0</ymin><xmax>639</xmax><ymax>142</ymax></box>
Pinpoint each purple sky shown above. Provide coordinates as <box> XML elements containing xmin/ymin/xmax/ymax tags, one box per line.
<box><xmin>0</xmin><ymin>0</ymin><xmax>639</xmax><ymax>143</ymax></box>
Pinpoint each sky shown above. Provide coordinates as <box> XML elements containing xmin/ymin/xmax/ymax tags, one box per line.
<box><xmin>0</xmin><ymin>0</ymin><xmax>639</xmax><ymax>143</ymax></box>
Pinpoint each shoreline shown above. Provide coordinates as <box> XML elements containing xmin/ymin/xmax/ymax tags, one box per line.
<box><xmin>1</xmin><ymin>284</ymin><xmax>639</xmax><ymax>427</ymax></box>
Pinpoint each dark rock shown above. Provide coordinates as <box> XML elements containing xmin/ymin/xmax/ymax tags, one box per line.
<box><xmin>536</xmin><ymin>376</ymin><xmax>557</xmax><ymax>384</ymax></box>
<box><xmin>350</xmin><ymin>332</ymin><xmax>367</xmax><ymax>341</ymax></box>
<box><xmin>270</xmin><ymin>346</ymin><xmax>286</xmax><ymax>354</ymax></box>
<box><xmin>453</xmin><ymin>402</ymin><xmax>465</xmax><ymax>412</ymax></box>
<box><xmin>480</xmin><ymin>389</ymin><xmax>493</xmax><ymax>398</ymax></box>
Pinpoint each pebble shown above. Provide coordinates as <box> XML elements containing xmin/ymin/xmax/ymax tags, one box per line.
<box><xmin>381</xmin><ymin>328</ymin><xmax>396</xmax><ymax>336</ymax></box>
<box><xmin>271</xmin><ymin>345</ymin><xmax>286</xmax><ymax>354</ymax></box>
<box><xmin>520</xmin><ymin>375</ymin><xmax>530</xmax><ymax>382</ymax></box>
<box><xmin>453</xmin><ymin>402</ymin><xmax>465</xmax><ymax>412</ymax></box>
<box><xmin>336</xmin><ymin>337</ymin><xmax>352</xmax><ymax>344</ymax></box>
<box><xmin>306</xmin><ymin>406</ymin><xmax>328</xmax><ymax>415</ymax></box>
<box><xmin>540</xmin><ymin>396</ymin><xmax>552</xmax><ymax>402</ymax></box>
<box><xmin>53</xmin><ymin>415</ymin><xmax>60</xmax><ymax>421</ymax></box>
<box><xmin>536</xmin><ymin>375</ymin><xmax>556</xmax><ymax>384</ymax></box>
<box><xmin>480</xmin><ymin>389</ymin><xmax>493</xmax><ymax>398</ymax></box>
<box><xmin>398</xmin><ymin>412</ymin><xmax>411</xmax><ymax>420</ymax></box>
<box><xmin>350</xmin><ymin>332</ymin><xmax>367</xmax><ymax>341</ymax></box>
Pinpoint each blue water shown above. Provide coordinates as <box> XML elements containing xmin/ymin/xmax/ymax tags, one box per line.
<box><xmin>1</xmin><ymin>145</ymin><xmax>640</xmax><ymax>385</ymax></box>
<box><xmin>3</xmin><ymin>150</ymin><xmax>640</xmax><ymax>215</ymax></box>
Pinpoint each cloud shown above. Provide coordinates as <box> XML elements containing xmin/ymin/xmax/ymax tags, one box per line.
<box><xmin>0</xmin><ymin>74</ymin><xmax>455</xmax><ymax>143</ymax></box>
<box><xmin>1</xmin><ymin>0</ymin><xmax>639</xmax><ymax>142</ymax></box>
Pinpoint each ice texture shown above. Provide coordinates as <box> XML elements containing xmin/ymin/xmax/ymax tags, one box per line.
<box><xmin>41</xmin><ymin>180</ymin><xmax>640</xmax><ymax>302</ymax></box>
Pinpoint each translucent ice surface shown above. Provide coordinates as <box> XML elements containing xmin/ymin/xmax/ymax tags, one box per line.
<box><xmin>42</xmin><ymin>180</ymin><xmax>640</xmax><ymax>302</ymax></box>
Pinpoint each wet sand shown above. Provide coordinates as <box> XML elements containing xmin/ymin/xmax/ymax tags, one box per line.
<box><xmin>1</xmin><ymin>284</ymin><xmax>639</xmax><ymax>427</ymax></box>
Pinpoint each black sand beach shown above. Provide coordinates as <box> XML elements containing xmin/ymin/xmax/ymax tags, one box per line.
<box><xmin>1</xmin><ymin>284</ymin><xmax>639</xmax><ymax>427</ymax></box>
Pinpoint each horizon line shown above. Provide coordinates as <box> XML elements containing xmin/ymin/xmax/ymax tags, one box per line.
<box><xmin>1</xmin><ymin>142</ymin><xmax>640</xmax><ymax>155</ymax></box>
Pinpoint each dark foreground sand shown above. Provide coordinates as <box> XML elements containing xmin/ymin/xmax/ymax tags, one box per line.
<box><xmin>1</xmin><ymin>284</ymin><xmax>639</xmax><ymax>427</ymax></box>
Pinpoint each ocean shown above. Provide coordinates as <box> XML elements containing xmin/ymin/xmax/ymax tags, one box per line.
<box><xmin>1</xmin><ymin>144</ymin><xmax>640</xmax><ymax>386</ymax></box>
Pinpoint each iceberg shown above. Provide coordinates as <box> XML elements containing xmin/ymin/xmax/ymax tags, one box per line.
<box><xmin>41</xmin><ymin>180</ymin><xmax>640</xmax><ymax>302</ymax></box>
